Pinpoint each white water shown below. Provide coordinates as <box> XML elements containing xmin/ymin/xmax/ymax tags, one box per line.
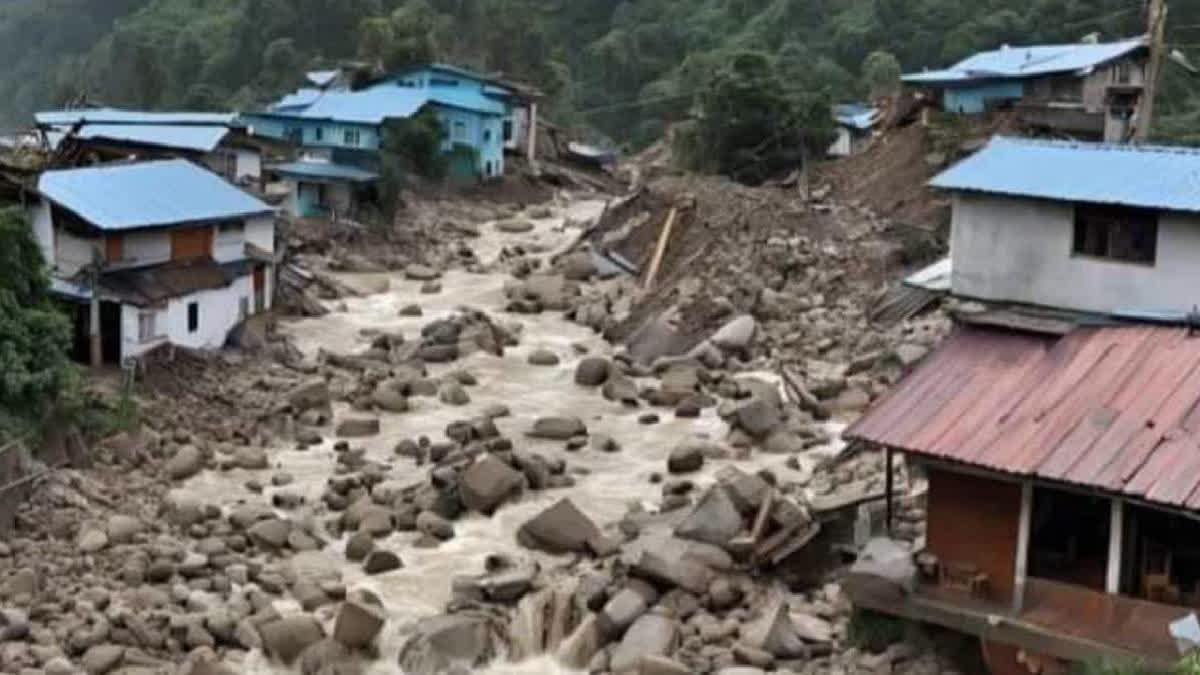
<box><xmin>175</xmin><ymin>198</ymin><xmax>844</xmax><ymax>674</ymax></box>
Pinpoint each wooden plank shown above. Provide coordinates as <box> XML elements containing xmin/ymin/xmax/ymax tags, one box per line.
<box><xmin>642</xmin><ymin>207</ymin><xmax>677</xmax><ymax>290</ymax></box>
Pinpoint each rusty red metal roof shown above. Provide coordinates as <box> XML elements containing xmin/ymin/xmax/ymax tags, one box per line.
<box><xmin>845</xmin><ymin>325</ymin><xmax>1200</xmax><ymax>511</ymax></box>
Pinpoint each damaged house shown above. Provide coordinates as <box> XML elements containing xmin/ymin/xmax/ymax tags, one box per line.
<box><xmin>903</xmin><ymin>37</ymin><xmax>1148</xmax><ymax>142</ymax></box>
<box><xmin>34</xmin><ymin>159</ymin><xmax>276</xmax><ymax>365</ymax></box>
<box><xmin>845</xmin><ymin>137</ymin><xmax>1200</xmax><ymax>672</ymax></box>
<box><xmin>242</xmin><ymin>63</ymin><xmax>539</xmax><ymax>218</ymax></box>
<box><xmin>35</xmin><ymin>108</ymin><xmax>269</xmax><ymax>186</ymax></box>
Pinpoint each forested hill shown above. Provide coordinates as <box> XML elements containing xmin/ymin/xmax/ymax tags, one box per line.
<box><xmin>1</xmin><ymin>0</ymin><xmax>1197</xmax><ymax>144</ymax></box>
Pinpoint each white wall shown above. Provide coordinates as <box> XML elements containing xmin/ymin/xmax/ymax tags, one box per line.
<box><xmin>245</xmin><ymin>214</ymin><xmax>275</xmax><ymax>254</ymax></box>
<box><xmin>120</xmin><ymin>304</ymin><xmax>168</xmax><ymax>360</ymax></box>
<box><xmin>828</xmin><ymin>128</ymin><xmax>852</xmax><ymax>157</ymax></box>
<box><xmin>236</xmin><ymin>149</ymin><xmax>262</xmax><ymax>181</ymax></box>
<box><xmin>30</xmin><ymin>202</ymin><xmax>53</xmax><ymax>268</ymax></box>
<box><xmin>212</xmin><ymin>224</ymin><xmax>244</xmax><ymax>264</ymax></box>
<box><xmin>112</xmin><ymin>229</ymin><xmax>171</xmax><ymax>269</ymax></box>
<box><xmin>55</xmin><ymin>228</ymin><xmax>97</xmax><ymax>277</ymax></box>
<box><xmin>281</xmin><ymin>180</ymin><xmax>300</xmax><ymax>217</ymax></box>
<box><xmin>950</xmin><ymin>192</ymin><xmax>1200</xmax><ymax>315</ymax></box>
<box><xmin>162</xmin><ymin>275</ymin><xmax>253</xmax><ymax>353</ymax></box>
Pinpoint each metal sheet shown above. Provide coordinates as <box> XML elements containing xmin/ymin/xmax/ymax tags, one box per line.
<box><xmin>930</xmin><ymin>136</ymin><xmax>1200</xmax><ymax>213</ymax></box>
<box><xmin>38</xmin><ymin>159</ymin><xmax>274</xmax><ymax>231</ymax></box>
<box><xmin>269</xmin><ymin>160</ymin><xmax>379</xmax><ymax>183</ymax></box>
<box><xmin>903</xmin><ymin>38</ymin><xmax>1145</xmax><ymax>84</ymax></box>
<box><xmin>845</xmin><ymin>324</ymin><xmax>1200</xmax><ymax>513</ymax></box>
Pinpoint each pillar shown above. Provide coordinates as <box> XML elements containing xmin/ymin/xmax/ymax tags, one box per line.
<box><xmin>1106</xmin><ymin>498</ymin><xmax>1124</xmax><ymax>594</ymax></box>
<box><xmin>884</xmin><ymin>447</ymin><xmax>894</xmax><ymax>536</ymax></box>
<box><xmin>1013</xmin><ymin>481</ymin><xmax>1033</xmax><ymax>612</ymax></box>
<box><xmin>88</xmin><ymin>264</ymin><xmax>102</xmax><ymax>367</ymax></box>
<box><xmin>527</xmin><ymin>102</ymin><xmax>538</xmax><ymax>162</ymax></box>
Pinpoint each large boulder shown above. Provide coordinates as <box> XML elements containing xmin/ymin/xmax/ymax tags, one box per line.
<box><xmin>516</xmin><ymin>498</ymin><xmax>600</xmax><ymax>554</ymax></box>
<box><xmin>739</xmin><ymin>594</ymin><xmax>809</xmax><ymax>659</ymax></box>
<box><xmin>248</xmin><ymin>518</ymin><xmax>292</xmax><ymax>550</ymax></box>
<box><xmin>106</xmin><ymin>515</ymin><xmax>143</xmax><ymax>544</ymax></box>
<box><xmin>608</xmin><ymin>613</ymin><xmax>679</xmax><ymax>674</ymax></box>
<box><xmin>288</xmin><ymin>379</ymin><xmax>331</xmax><ymax>412</ymax></box>
<box><xmin>674</xmin><ymin>487</ymin><xmax>743</xmax><ymax>548</ymax></box>
<box><xmin>233</xmin><ymin>447</ymin><xmax>269</xmax><ymax>470</ymax></box>
<box><xmin>165</xmin><ymin>445</ymin><xmax>204</xmax><ymax>480</ymax></box>
<box><xmin>404</xmin><ymin>264</ymin><xmax>441</xmax><ymax>281</ymax></box>
<box><xmin>372</xmin><ymin>385</ymin><xmax>409</xmax><ymax>413</ymax></box>
<box><xmin>397</xmin><ymin>613</ymin><xmax>506</xmax><ymax>674</ymax></box>
<box><xmin>710</xmin><ymin>315</ymin><xmax>757</xmax><ymax>351</ymax></box>
<box><xmin>633</xmin><ymin>550</ymin><xmax>714</xmax><ymax>594</ymax></box>
<box><xmin>735</xmin><ymin>398</ymin><xmax>782</xmax><ymax>439</ymax></box>
<box><xmin>298</xmin><ymin>639</ymin><xmax>364</xmax><ymax>675</ymax></box>
<box><xmin>259</xmin><ymin>615</ymin><xmax>326</xmax><ymax>665</ymax></box>
<box><xmin>363</xmin><ymin>550</ymin><xmax>402</xmax><ymax>575</ymax></box>
<box><xmin>527</xmin><ymin>416</ymin><xmax>587</xmax><ymax>440</ymax></box>
<box><xmin>574</xmin><ymin>358</ymin><xmax>611</xmax><ymax>387</ymax></box>
<box><xmin>336</xmin><ymin>417</ymin><xmax>381</xmax><ymax>438</ymax></box>
<box><xmin>666</xmin><ymin>442</ymin><xmax>704</xmax><ymax>474</ymax></box>
<box><xmin>459</xmin><ymin>456</ymin><xmax>526</xmax><ymax>515</ymax></box>
<box><xmin>333</xmin><ymin>597</ymin><xmax>386</xmax><ymax>649</ymax></box>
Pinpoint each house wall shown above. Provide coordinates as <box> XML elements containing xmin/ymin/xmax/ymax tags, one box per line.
<box><xmin>828</xmin><ymin>128</ymin><xmax>852</xmax><ymax>157</ymax></box>
<box><xmin>236</xmin><ymin>148</ymin><xmax>262</xmax><ymax>180</ymax></box>
<box><xmin>55</xmin><ymin>228</ymin><xmax>97</xmax><ymax>277</ymax></box>
<box><xmin>30</xmin><ymin>201</ymin><xmax>53</xmax><ymax>268</ymax></box>
<box><xmin>944</xmin><ymin>81</ymin><xmax>1025</xmax><ymax>114</ymax></box>
<box><xmin>950</xmin><ymin>192</ymin><xmax>1200</xmax><ymax>314</ymax></box>
<box><xmin>113</xmin><ymin>230</ymin><xmax>171</xmax><ymax>269</ymax></box>
<box><xmin>434</xmin><ymin>105</ymin><xmax>505</xmax><ymax>178</ymax></box>
<box><xmin>926</xmin><ymin>467</ymin><xmax>1022</xmax><ymax>604</ymax></box>
<box><xmin>212</xmin><ymin>224</ymin><xmax>244</xmax><ymax>264</ymax></box>
<box><xmin>120</xmin><ymin>303</ymin><xmax>168</xmax><ymax>360</ymax></box>
<box><xmin>244</xmin><ymin>115</ymin><xmax>382</xmax><ymax>151</ymax></box>
<box><xmin>245</xmin><ymin>214</ymin><xmax>275</xmax><ymax>254</ymax></box>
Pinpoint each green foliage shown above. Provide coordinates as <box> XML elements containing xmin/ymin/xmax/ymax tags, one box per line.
<box><xmin>0</xmin><ymin>207</ymin><xmax>73</xmax><ymax>427</ymax></box>
<box><xmin>676</xmin><ymin>50</ymin><xmax>834</xmax><ymax>184</ymax></box>
<box><xmin>847</xmin><ymin>609</ymin><xmax>907</xmax><ymax>653</ymax></box>
<box><xmin>862</xmin><ymin>51</ymin><xmax>902</xmax><ymax>99</ymax></box>
<box><xmin>378</xmin><ymin>108</ymin><xmax>449</xmax><ymax>211</ymax></box>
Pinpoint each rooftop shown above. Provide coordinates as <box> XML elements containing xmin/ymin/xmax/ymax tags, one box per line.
<box><xmin>268</xmin><ymin>160</ymin><xmax>379</xmax><ymax>183</ymax></box>
<box><xmin>845</xmin><ymin>324</ymin><xmax>1200</xmax><ymax>514</ymax></box>
<box><xmin>833</xmin><ymin>103</ymin><xmax>881</xmax><ymax>131</ymax></box>
<box><xmin>36</xmin><ymin>108</ymin><xmax>238</xmax><ymax>127</ymax></box>
<box><xmin>45</xmin><ymin>123</ymin><xmax>230</xmax><ymax>153</ymax></box>
<box><xmin>903</xmin><ymin>37</ymin><xmax>1146</xmax><ymax>85</ymax></box>
<box><xmin>39</xmin><ymin>159</ymin><xmax>274</xmax><ymax>231</ymax></box>
<box><xmin>929</xmin><ymin>136</ymin><xmax>1200</xmax><ymax>212</ymax></box>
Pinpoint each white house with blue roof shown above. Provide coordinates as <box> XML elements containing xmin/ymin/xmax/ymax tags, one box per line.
<box><xmin>932</xmin><ymin>136</ymin><xmax>1200</xmax><ymax>317</ymax></box>
<box><xmin>244</xmin><ymin>63</ymin><xmax>535</xmax><ymax>217</ymax></box>
<box><xmin>32</xmin><ymin>159</ymin><xmax>277</xmax><ymax>365</ymax></box>
<box><xmin>904</xmin><ymin>38</ymin><xmax>1148</xmax><ymax>141</ymax></box>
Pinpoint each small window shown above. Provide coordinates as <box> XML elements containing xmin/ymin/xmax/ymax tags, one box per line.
<box><xmin>187</xmin><ymin>302</ymin><xmax>199</xmax><ymax>333</ymax></box>
<box><xmin>218</xmin><ymin>221</ymin><xmax>243</xmax><ymax>233</ymax></box>
<box><xmin>483</xmin><ymin>129</ymin><xmax>492</xmax><ymax>143</ymax></box>
<box><xmin>485</xmin><ymin>161</ymin><xmax>493</xmax><ymax>176</ymax></box>
<box><xmin>314</xmin><ymin>127</ymin><xmax>324</xmax><ymax>142</ymax></box>
<box><xmin>1073</xmin><ymin>204</ymin><xmax>1158</xmax><ymax>265</ymax></box>
<box><xmin>503</xmin><ymin>119</ymin><xmax>514</xmax><ymax>142</ymax></box>
<box><xmin>344</xmin><ymin>129</ymin><xmax>361</xmax><ymax>146</ymax></box>
<box><xmin>452</xmin><ymin>121</ymin><xmax>468</xmax><ymax>142</ymax></box>
<box><xmin>239</xmin><ymin>297</ymin><xmax>249</xmax><ymax>319</ymax></box>
<box><xmin>138</xmin><ymin>311</ymin><xmax>159</xmax><ymax>343</ymax></box>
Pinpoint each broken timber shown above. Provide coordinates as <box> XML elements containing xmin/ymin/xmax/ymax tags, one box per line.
<box><xmin>643</xmin><ymin>207</ymin><xmax>677</xmax><ymax>290</ymax></box>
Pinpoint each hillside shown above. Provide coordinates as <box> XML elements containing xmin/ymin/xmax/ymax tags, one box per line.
<box><xmin>0</xmin><ymin>0</ymin><xmax>1197</xmax><ymax>145</ymax></box>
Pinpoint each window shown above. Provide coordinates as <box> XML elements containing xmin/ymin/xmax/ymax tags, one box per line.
<box><xmin>187</xmin><ymin>302</ymin><xmax>199</xmax><ymax>333</ymax></box>
<box><xmin>452</xmin><ymin>121</ymin><xmax>468</xmax><ymax>142</ymax></box>
<box><xmin>1116</xmin><ymin>60</ymin><xmax>1133</xmax><ymax>84</ymax></box>
<box><xmin>1073</xmin><ymin>204</ymin><xmax>1158</xmax><ymax>265</ymax></box>
<box><xmin>314</xmin><ymin>127</ymin><xmax>324</xmax><ymax>142</ymax></box>
<box><xmin>485</xmin><ymin>161</ymin><xmax>493</xmax><ymax>176</ymax></box>
<box><xmin>138</xmin><ymin>311</ymin><xmax>160</xmax><ymax>343</ymax></box>
<box><xmin>483</xmin><ymin>129</ymin><xmax>492</xmax><ymax>143</ymax></box>
<box><xmin>503</xmin><ymin>119</ymin><xmax>514</xmax><ymax>142</ymax></box>
<box><xmin>285</xmin><ymin>127</ymin><xmax>302</xmax><ymax>143</ymax></box>
<box><xmin>239</xmin><ymin>297</ymin><xmax>249</xmax><ymax>320</ymax></box>
<box><xmin>218</xmin><ymin>221</ymin><xmax>244</xmax><ymax>234</ymax></box>
<box><xmin>344</xmin><ymin>129</ymin><xmax>361</xmax><ymax>146</ymax></box>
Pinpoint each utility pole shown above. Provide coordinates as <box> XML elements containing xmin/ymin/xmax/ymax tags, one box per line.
<box><xmin>88</xmin><ymin>248</ymin><xmax>102</xmax><ymax>368</ymax></box>
<box><xmin>1134</xmin><ymin>0</ymin><xmax>1168</xmax><ymax>142</ymax></box>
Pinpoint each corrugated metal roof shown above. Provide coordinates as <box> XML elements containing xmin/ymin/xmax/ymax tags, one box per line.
<box><xmin>36</xmin><ymin>108</ymin><xmax>237</xmax><ymax>126</ymax></box>
<box><xmin>929</xmin><ymin>136</ymin><xmax>1200</xmax><ymax>212</ymax></box>
<box><xmin>833</xmin><ymin>103</ymin><xmax>881</xmax><ymax>130</ymax></box>
<box><xmin>269</xmin><ymin>160</ymin><xmax>379</xmax><ymax>183</ymax></box>
<box><xmin>266</xmin><ymin>77</ymin><xmax>507</xmax><ymax>124</ymax></box>
<box><xmin>903</xmin><ymin>37</ymin><xmax>1146</xmax><ymax>84</ymax></box>
<box><xmin>273</xmin><ymin>89</ymin><xmax>324</xmax><ymax>111</ymax></box>
<box><xmin>39</xmin><ymin>159</ymin><xmax>274</xmax><ymax>231</ymax></box>
<box><xmin>845</xmin><ymin>325</ymin><xmax>1200</xmax><ymax>512</ymax></box>
<box><xmin>46</xmin><ymin>123</ymin><xmax>229</xmax><ymax>153</ymax></box>
<box><xmin>426</xmin><ymin>85</ymin><xmax>506</xmax><ymax>115</ymax></box>
<box><xmin>101</xmin><ymin>258</ymin><xmax>253</xmax><ymax>306</ymax></box>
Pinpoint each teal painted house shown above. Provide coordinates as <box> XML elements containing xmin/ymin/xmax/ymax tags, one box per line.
<box><xmin>244</xmin><ymin>64</ymin><xmax>525</xmax><ymax>215</ymax></box>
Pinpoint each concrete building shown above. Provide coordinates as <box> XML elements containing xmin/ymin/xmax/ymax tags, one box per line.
<box><xmin>937</xmin><ymin>136</ymin><xmax>1200</xmax><ymax>317</ymax></box>
<box><xmin>35</xmin><ymin>108</ymin><xmax>267</xmax><ymax>185</ymax></box>
<box><xmin>34</xmin><ymin>159</ymin><xmax>276</xmax><ymax>365</ymax></box>
<box><xmin>828</xmin><ymin>103</ymin><xmax>882</xmax><ymax>157</ymax></box>
<box><xmin>842</xmin><ymin>137</ymin><xmax>1200</xmax><ymax>672</ymax></box>
<box><xmin>243</xmin><ymin>64</ymin><xmax>537</xmax><ymax>214</ymax></box>
<box><xmin>903</xmin><ymin>38</ymin><xmax>1148</xmax><ymax>142</ymax></box>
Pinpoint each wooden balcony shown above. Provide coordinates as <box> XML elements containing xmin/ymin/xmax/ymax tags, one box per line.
<box><xmin>844</xmin><ymin>573</ymin><xmax>1189</xmax><ymax>668</ymax></box>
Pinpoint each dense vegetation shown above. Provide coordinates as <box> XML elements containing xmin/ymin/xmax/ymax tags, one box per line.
<box><xmin>0</xmin><ymin>0</ymin><xmax>1197</xmax><ymax>147</ymax></box>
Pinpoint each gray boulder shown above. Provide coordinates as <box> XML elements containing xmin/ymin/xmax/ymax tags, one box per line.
<box><xmin>260</xmin><ymin>615</ymin><xmax>326</xmax><ymax>665</ymax></box>
<box><xmin>288</xmin><ymin>379</ymin><xmax>331</xmax><ymax>412</ymax></box>
<box><xmin>608</xmin><ymin>613</ymin><xmax>679</xmax><ymax>674</ymax></box>
<box><xmin>459</xmin><ymin>455</ymin><xmax>526</xmax><ymax>515</ymax></box>
<box><xmin>516</xmin><ymin>498</ymin><xmax>600</xmax><ymax>554</ymax></box>
<box><xmin>666</xmin><ymin>442</ymin><xmax>704</xmax><ymax>474</ymax></box>
<box><xmin>527</xmin><ymin>416</ymin><xmax>587</xmax><ymax>440</ymax></box>
<box><xmin>574</xmin><ymin>358</ymin><xmax>611</xmax><ymax>386</ymax></box>
<box><xmin>333</xmin><ymin>598</ymin><xmax>386</xmax><ymax>649</ymax></box>
<box><xmin>166</xmin><ymin>445</ymin><xmax>204</xmax><ymax>480</ymax></box>
<box><xmin>336</xmin><ymin>417</ymin><xmax>381</xmax><ymax>438</ymax></box>
<box><xmin>674</xmin><ymin>487</ymin><xmax>743</xmax><ymax>548</ymax></box>
<box><xmin>397</xmin><ymin>613</ymin><xmax>506</xmax><ymax>674</ymax></box>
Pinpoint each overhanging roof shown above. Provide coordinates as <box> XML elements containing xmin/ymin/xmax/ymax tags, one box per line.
<box><xmin>39</xmin><ymin>159</ymin><xmax>274</xmax><ymax>231</ymax></box>
<box><xmin>269</xmin><ymin>160</ymin><xmax>379</xmax><ymax>183</ymax></box>
<box><xmin>45</xmin><ymin>123</ymin><xmax>229</xmax><ymax>153</ymax></box>
<box><xmin>903</xmin><ymin>37</ymin><xmax>1146</xmax><ymax>85</ymax></box>
<box><xmin>846</xmin><ymin>325</ymin><xmax>1200</xmax><ymax>513</ymax></box>
<box><xmin>930</xmin><ymin>136</ymin><xmax>1200</xmax><ymax>212</ymax></box>
<box><xmin>36</xmin><ymin>108</ymin><xmax>238</xmax><ymax>126</ymax></box>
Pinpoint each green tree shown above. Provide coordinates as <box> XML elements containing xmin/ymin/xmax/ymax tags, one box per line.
<box><xmin>0</xmin><ymin>208</ymin><xmax>72</xmax><ymax>428</ymax></box>
<box><xmin>378</xmin><ymin>108</ymin><xmax>448</xmax><ymax>212</ymax></box>
<box><xmin>862</xmin><ymin>50</ymin><xmax>902</xmax><ymax>99</ymax></box>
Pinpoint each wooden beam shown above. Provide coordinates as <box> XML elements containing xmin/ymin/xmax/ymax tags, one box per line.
<box><xmin>642</xmin><ymin>207</ymin><xmax>677</xmax><ymax>290</ymax></box>
<box><xmin>1107</xmin><ymin>498</ymin><xmax>1125</xmax><ymax>594</ymax></box>
<box><xmin>1013</xmin><ymin>481</ymin><xmax>1034</xmax><ymax>612</ymax></box>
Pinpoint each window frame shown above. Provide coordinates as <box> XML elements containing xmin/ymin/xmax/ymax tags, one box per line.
<box><xmin>1071</xmin><ymin>203</ymin><xmax>1159</xmax><ymax>266</ymax></box>
<box><xmin>343</xmin><ymin>128</ymin><xmax>361</xmax><ymax>146</ymax></box>
<box><xmin>187</xmin><ymin>302</ymin><xmax>200</xmax><ymax>333</ymax></box>
<box><xmin>137</xmin><ymin>310</ymin><xmax>163</xmax><ymax>344</ymax></box>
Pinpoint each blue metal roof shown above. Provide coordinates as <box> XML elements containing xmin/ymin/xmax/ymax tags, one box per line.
<box><xmin>425</xmin><ymin>84</ymin><xmax>506</xmax><ymax>115</ymax></box>
<box><xmin>39</xmin><ymin>159</ymin><xmax>274</xmax><ymax>231</ymax></box>
<box><xmin>269</xmin><ymin>160</ymin><xmax>379</xmax><ymax>183</ymax></box>
<box><xmin>274</xmin><ymin>89</ymin><xmax>324</xmax><ymax>111</ymax></box>
<box><xmin>268</xmin><ymin>86</ymin><xmax>427</xmax><ymax>124</ymax></box>
<box><xmin>36</xmin><ymin>108</ymin><xmax>238</xmax><ymax>126</ymax></box>
<box><xmin>930</xmin><ymin>136</ymin><xmax>1200</xmax><ymax>212</ymax></box>
<box><xmin>45</xmin><ymin>123</ymin><xmax>229</xmax><ymax>153</ymax></box>
<box><xmin>903</xmin><ymin>38</ymin><xmax>1146</xmax><ymax>85</ymax></box>
<box><xmin>833</xmin><ymin>103</ymin><xmax>880</xmax><ymax>130</ymax></box>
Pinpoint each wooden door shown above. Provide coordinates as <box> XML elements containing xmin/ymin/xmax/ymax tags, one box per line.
<box><xmin>105</xmin><ymin>234</ymin><xmax>123</xmax><ymax>263</ymax></box>
<box><xmin>171</xmin><ymin>226</ymin><xmax>213</xmax><ymax>261</ymax></box>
